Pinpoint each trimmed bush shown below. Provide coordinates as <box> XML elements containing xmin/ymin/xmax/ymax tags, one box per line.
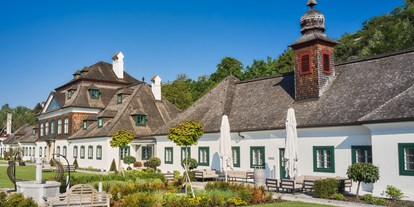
<box><xmin>361</xmin><ymin>193</ymin><xmax>374</xmax><ymax>202</ymax></box>
<box><xmin>133</xmin><ymin>161</ymin><xmax>142</xmax><ymax>168</ymax></box>
<box><xmin>331</xmin><ymin>193</ymin><xmax>346</xmax><ymax>201</ymax></box>
<box><xmin>1</xmin><ymin>193</ymin><xmax>37</xmax><ymax>207</ymax></box>
<box><xmin>73</xmin><ymin>158</ymin><xmax>78</xmax><ymax>169</ymax></box>
<box><xmin>147</xmin><ymin>157</ymin><xmax>161</xmax><ymax>169</ymax></box>
<box><xmin>313</xmin><ymin>178</ymin><xmax>339</xmax><ymax>199</ymax></box>
<box><xmin>109</xmin><ymin>159</ymin><xmax>117</xmax><ymax>172</ymax></box>
<box><xmin>181</xmin><ymin>158</ymin><xmax>198</xmax><ymax>170</ymax></box>
<box><xmin>372</xmin><ymin>197</ymin><xmax>388</xmax><ymax>206</ymax></box>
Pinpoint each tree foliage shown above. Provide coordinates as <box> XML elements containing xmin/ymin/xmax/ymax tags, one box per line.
<box><xmin>162</xmin><ymin>74</ymin><xmax>194</xmax><ymax>110</ymax></box>
<box><xmin>110</xmin><ymin>130</ymin><xmax>135</xmax><ymax>148</ymax></box>
<box><xmin>209</xmin><ymin>57</ymin><xmax>243</xmax><ymax>83</ymax></box>
<box><xmin>167</xmin><ymin>120</ymin><xmax>204</xmax><ymax>146</ymax></box>
<box><xmin>147</xmin><ymin>157</ymin><xmax>161</xmax><ymax>169</ymax></box>
<box><xmin>347</xmin><ymin>163</ymin><xmax>380</xmax><ymax>198</ymax></box>
<box><xmin>0</xmin><ymin>104</ymin><xmax>36</xmax><ymax>132</ymax></box>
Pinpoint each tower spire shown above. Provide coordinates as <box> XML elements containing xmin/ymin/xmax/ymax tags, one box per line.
<box><xmin>307</xmin><ymin>0</ymin><xmax>317</xmax><ymax>9</ymax></box>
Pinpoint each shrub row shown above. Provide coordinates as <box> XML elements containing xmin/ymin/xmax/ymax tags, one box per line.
<box><xmin>0</xmin><ymin>192</ymin><xmax>37</xmax><ymax>207</ymax></box>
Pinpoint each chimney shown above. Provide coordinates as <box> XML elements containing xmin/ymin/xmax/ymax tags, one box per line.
<box><xmin>6</xmin><ymin>113</ymin><xmax>12</xmax><ymax>135</ymax></box>
<box><xmin>151</xmin><ymin>75</ymin><xmax>162</xmax><ymax>101</ymax></box>
<box><xmin>112</xmin><ymin>52</ymin><xmax>124</xmax><ymax>79</ymax></box>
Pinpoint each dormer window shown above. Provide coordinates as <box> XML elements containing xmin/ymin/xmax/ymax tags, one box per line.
<box><xmin>89</xmin><ymin>89</ymin><xmax>100</xmax><ymax>99</ymax></box>
<box><xmin>67</xmin><ymin>90</ymin><xmax>74</xmax><ymax>99</ymax></box>
<box><xmin>135</xmin><ymin>115</ymin><xmax>147</xmax><ymax>126</ymax></box>
<box><xmin>300</xmin><ymin>52</ymin><xmax>311</xmax><ymax>74</ymax></box>
<box><xmin>117</xmin><ymin>94</ymin><xmax>122</xmax><ymax>104</ymax></box>
<box><xmin>98</xmin><ymin>117</ymin><xmax>103</xmax><ymax>128</ymax></box>
<box><xmin>322</xmin><ymin>51</ymin><xmax>331</xmax><ymax>74</ymax></box>
<box><xmin>83</xmin><ymin>121</ymin><xmax>87</xmax><ymax>130</ymax></box>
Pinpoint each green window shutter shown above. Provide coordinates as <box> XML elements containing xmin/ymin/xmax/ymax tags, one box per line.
<box><xmin>398</xmin><ymin>143</ymin><xmax>414</xmax><ymax>176</ymax></box>
<box><xmin>250</xmin><ymin>146</ymin><xmax>265</xmax><ymax>169</ymax></box>
<box><xmin>198</xmin><ymin>147</ymin><xmax>210</xmax><ymax>166</ymax></box>
<box><xmin>232</xmin><ymin>147</ymin><xmax>240</xmax><ymax>167</ymax></box>
<box><xmin>73</xmin><ymin>146</ymin><xmax>77</xmax><ymax>158</ymax></box>
<box><xmin>89</xmin><ymin>89</ymin><xmax>100</xmax><ymax>99</ymax></box>
<box><xmin>96</xmin><ymin>145</ymin><xmax>102</xmax><ymax>160</ymax></box>
<box><xmin>98</xmin><ymin>118</ymin><xmax>103</xmax><ymax>128</ymax></box>
<box><xmin>80</xmin><ymin>146</ymin><xmax>85</xmax><ymax>159</ymax></box>
<box><xmin>63</xmin><ymin>146</ymin><xmax>67</xmax><ymax>157</ymax></box>
<box><xmin>313</xmin><ymin>146</ymin><xmax>335</xmax><ymax>173</ymax></box>
<box><xmin>88</xmin><ymin>146</ymin><xmax>93</xmax><ymax>159</ymax></box>
<box><xmin>351</xmin><ymin>146</ymin><xmax>372</xmax><ymax>164</ymax></box>
<box><xmin>165</xmin><ymin>147</ymin><xmax>173</xmax><ymax>164</ymax></box>
<box><xmin>135</xmin><ymin>115</ymin><xmax>147</xmax><ymax>126</ymax></box>
<box><xmin>117</xmin><ymin>94</ymin><xmax>122</xmax><ymax>104</ymax></box>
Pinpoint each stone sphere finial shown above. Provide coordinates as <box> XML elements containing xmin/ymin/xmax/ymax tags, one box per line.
<box><xmin>307</xmin><ymin>0</ymin><xmax>317</xmax><ymax>9</ymax></box>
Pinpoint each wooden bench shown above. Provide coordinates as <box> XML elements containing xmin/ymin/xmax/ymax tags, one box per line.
<box><xmin>195</xmin><ymin>169</ymin><xmax>219</xmax><ymax>182</ymax></box>
<box><xmin>63</xmin><ymin>165</ymin><xmax>76</xmax><ymax>172</ymax></box>
<box><xmin>228</xmin><ymin>171</ymin><xmax>254</xmax><ymax>183</ymax></box>
<box><xmin>265</xmin><ymin>178</ymin><xmax>279</xmax><ymax>192</ymax></box>
<box><xmin>47</xmin><ymin>184</ymin><xmax>111</xmax><ymax>207</ymax></box>
<box><xmin>280</xmin><ymin>179</ymin><xmax>302</xmax><ymax>194</ymax></box>
<box><xmin>163</xmin><ymin>173</ymin><xmax>174</xmax><ymax>182</ymax></box>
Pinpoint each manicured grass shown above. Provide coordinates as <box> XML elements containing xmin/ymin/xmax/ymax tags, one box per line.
<box><xmin>246</xmin><ymin>202</ymin><xmax>335</xmax><ymax>207</ymax></box>
<box><xmin>0</xmin><ymin>165</ymin><xmax>92</xmax><ymax>188</ymax></box>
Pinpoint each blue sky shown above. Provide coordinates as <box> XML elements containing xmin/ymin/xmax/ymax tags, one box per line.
<box><xmin>0</xmin><ymin>0</ymin><xmax>405</xmax><ymax>108</ymax></box>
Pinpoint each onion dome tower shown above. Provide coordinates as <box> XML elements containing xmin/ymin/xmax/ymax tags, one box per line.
<box><xmin>290</xmin><ymin>0</ymin><xmax>337</xmax><ymax>100</ymax></box>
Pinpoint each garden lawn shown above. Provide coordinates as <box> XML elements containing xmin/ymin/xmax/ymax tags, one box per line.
<box><xmin>0</xmin><ymin>166</ymin><xmax>91</xmax><ymax>188</ymax></box>
<box><xmin>247</xmin><ymin>202</ymin><xmax>335</xmax><ymax>207</ymax></box>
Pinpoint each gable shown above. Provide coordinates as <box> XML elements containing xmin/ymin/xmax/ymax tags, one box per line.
<box><xmin>45</xmin><ymin>98</ymin><xmax>62</xmax><ymax>113</ymax></box>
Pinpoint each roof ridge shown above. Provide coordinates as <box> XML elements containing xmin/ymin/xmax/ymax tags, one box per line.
<box><xmin>237</xmin><ymin>72</ymin><xmax>294</xmax><ymax>84</ymax></box>
<box><xmin>358</xmin><ymin>83</ymin><xmax>414</xmax><ymax>122</ymax></box>
<box><xmin>336</xmin><ymin>47</ymin><xmax>414</xmax><ymax>66</ymax></box>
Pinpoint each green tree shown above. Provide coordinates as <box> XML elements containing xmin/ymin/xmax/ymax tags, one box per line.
<box><xmin>209</xmin><ymin>57</ymin><xmax>243</xmax><ymax>83</ymax></box>
<box><xmin>162</xmin><ymin>74</ymin><xmax>193</xmax><ymax>110</ymax></box>
<box><xmin>168</xmin><ymin>120</ymin><xmax>204</xmax><ymax>197</ymax></box>
<box><xmin>347</xmin><ymin>163</ymin><xmax>380</xmax><ymax>198</ymax></box>
<box><xmin>0</xmin><ymin>104</ymin><xmax>35</xmax><ymax>132</ymax></box>
<box><xmin>110</xmin><ymin>130</ymin><xmax>135</xmax><ymax>173</ymax></box>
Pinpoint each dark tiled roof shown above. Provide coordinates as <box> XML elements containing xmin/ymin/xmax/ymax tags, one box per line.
<box><xmin>55</xmin><ymin>61</ymin><xmax>140</xmax><ymax>91</ymax></box>
<box><xmin>3</xmin><ymin>124</ymin><xmax>34</xmax><ymax>144</ymax></box>
<box><xmin>155</xmin><ymin>49</ymin><xmax>414</xmax><ymax>134</ymax></box>
<box><xmin>69</xmin><ymin>83</ymin><xmax>180</xmax><ymax>140</ymax></box>
<box><xmin>18</xmin><ymin>125</ymin><xmax>38</xmax><ymax>143</ymax></box>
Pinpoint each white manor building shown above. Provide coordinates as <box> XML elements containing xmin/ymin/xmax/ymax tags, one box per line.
<box><xmin>2</xmin><ymin>1</ymin><xmax>414</xmax><ymax>200</ymax></box>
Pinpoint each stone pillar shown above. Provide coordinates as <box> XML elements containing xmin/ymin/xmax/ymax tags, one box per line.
<box><xmin>35</xmin><ymin>158</ymin><xmax>42</xmax><ymax>184</ymax></box>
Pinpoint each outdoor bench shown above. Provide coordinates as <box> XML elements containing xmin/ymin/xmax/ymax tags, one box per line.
<box><xmin>280</xmin><ymin>179</ymin><xmax>302</xmax><ymax>194</ymax></box>
<box><xmin>265</xmin><ymin>178</ymin><xmax>279</xmax><ymax>192</ymax></box>
<box><xmin>227</xmin><ymin>170</ymin><xmax>254</xmax><ymax>183</ymax></box>
<box><xmin>63</xmin><ymin>164</ymin><xmax>76</xmax><ymax>172</ymax></box>
<box><xmin>195</xmin><ymin>169</ymin><xmax>219</xmax><ymax>182</ymax></box>
<box><xmin>163</xmin><ymin>173</ymin><xmax>174</xmax><ymax>182</ymax></box>
<box><xmin>47</xmin><ymin>184</ymin><xmax>111</xmax><ymax>207</ymax></box>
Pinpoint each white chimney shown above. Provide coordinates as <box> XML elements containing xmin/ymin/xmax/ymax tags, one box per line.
<box><xmin>112</xmin><ymin>52</ymin><xmax>124</xmax><ymax>79</ymax></box>
<box><xmin>151</xmin><ymin>75</ymin><xmax>162</xmax><ymax>101</ymax></box>
<box><xmin>6</xmin><ymin>113</ymin><xmax>12</xmax><ymax>135</ymax></box>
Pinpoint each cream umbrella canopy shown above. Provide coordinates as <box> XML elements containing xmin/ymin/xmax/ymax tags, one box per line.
<box><xmin>284</xmin><ymin>108</ymin><xmax>299</xmax><ymax>179</ymax></box>
<box><xmin>219</xmin><ymin>115</ymin><xmax>233</xmax><ymax>182</ymax></box>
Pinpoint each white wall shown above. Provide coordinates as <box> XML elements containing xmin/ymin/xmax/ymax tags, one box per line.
<box><xmin>69</xmin><ymin>137</ymin><xmax>117</xmax><ymax>171</ymax></box>
<box><xmin>156</xmin><ymin>125</ymin><xmax>375</xmax><ymax>196</ymax></box>
<box><xmin>19</xmin><ymin>143</ymin><xmax>36</xmax><ymax>162</ymax></box>
<box><xmin>366</xmin><ymin>122</ymin><xmax>414</xmax><ymax>200</ymax></box>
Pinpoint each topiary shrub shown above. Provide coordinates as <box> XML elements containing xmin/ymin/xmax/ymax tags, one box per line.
<box><xmin>123</xmin><ymin>156</ymin><xmax>136</xmax><ymax>170</ymax></box>
<box><xmin>147</xmin><ymin>157</ymin><xmax>161</xmax><ymax>169</ymax></box>
<box><xmin>181</xmin><ymin>158</ymin><xmax>198</xmax><ymax>170</ymax></box>
<box><xmin>4</xmin><ymin>193</ymin><xmax>37</xmax><ymax>207</ymax></box>
<box><xmin>361</xmin><ymin>193</ymin><xmax>374</xmax><ymax>203</ymax></box>
<box><xmin>109</xmin><ymin>159</ymin><xmax>117</xmax><ymax>172</ymax></box>
<box><xmin>133</xmin><ymin>161</ymin><xmax>142</xmax><ymax>168</ymax></box>
<box><xmin>347</xmin><ymin>163</ymin><xmax>379</xmax><ymax>198</ymax></box>
<box><xmin>73</xmin><ymin>158</ymin><xmax>79</xmax><ymax>169</ymax></box>
<box><xmin>331</xmin><ymin>193</ymin><xmax>346</xmax><ymax>201</ymax></box>
<box><xmin>313</xmin><ymin>178</ymin><xmax>339</xmax><ymax>199</ymax></box>
<box><xmin>49</xmin><ymin>159</ymin><xmax>55</xmax><ymax>167</ymax></box>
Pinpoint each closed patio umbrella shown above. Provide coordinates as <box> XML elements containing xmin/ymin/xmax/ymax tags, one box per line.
<box><xmin>219</xmin><ymin>115</ymin><xmax>233</xmax><ymax>182</ymax></box>
<box><xmin>284</xmin><ymin>108</ymin><xmax>299</xmax><ymax>179</ymax></box>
